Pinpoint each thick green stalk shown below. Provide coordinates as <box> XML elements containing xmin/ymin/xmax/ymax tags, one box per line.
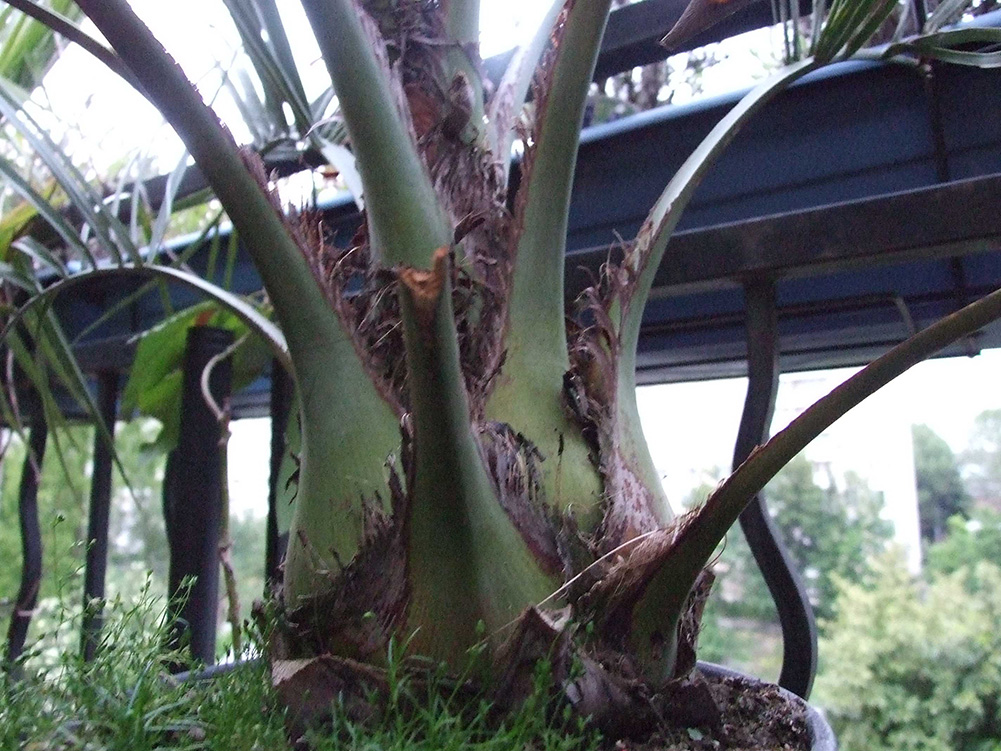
<box><xmin>487</xmin><ymin>0</ymin><xmax>612</xmax><ymax>525</ymax></box>
<box><xmin>607</xmin><ymin>5</ymin><xmax>899</xmax><ymax>536</ymax></box>
<box><xmin>75</xmin><ymin>0</ymin><xmax>404</xmax><ymax>602</ymax></box>
<box><xmin>505</xmin><ymin>0</ymin><xmax>611</xmax><ymax>374</ymax></box>
<box><xmin>486</xmin><ymin>0</ymin><xmax>563</xmax><ymax>182</ymax></box>
<box><xmin>299</xmin><ymin>0</ymin><xmax>452</xmax><ymax>268</ymax></box>
<box><xmin>614</xmin><ymin>366</ymin><xmax>673</xmax><ymax>523</ymax></box>
<box><xmin>446</xmin><ymin>0</ymin><xmax>479</xmax><ymax>44</ymax></box>
<box><xmin>399</xmin><ymin>251</ymin><xmax>555</xmax><ymax>663</ymax></box>
<box><xmin>443</xmin><ymin>0</ymin><xmax>487</xmax><ymax>147</ymax></box>
<box><xmin>628</xmin><ymin>284</ymin><xmax>1001</xmax><ymax>684</ymax></box>
<box><xmin>611</xmin><ymin>58</ymin><xmax>819</xmax><ymax>681</ymax></box>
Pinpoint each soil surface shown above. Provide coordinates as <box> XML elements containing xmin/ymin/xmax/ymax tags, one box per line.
<box><xmin>272</xmin><ymin>653</ymin><xmax>813</xmax><ymax>751</ymax></box>
<box><xmin>617</xmin><ymin>669</ymin><xmax>810</xmax><ymax>751</ymax></box>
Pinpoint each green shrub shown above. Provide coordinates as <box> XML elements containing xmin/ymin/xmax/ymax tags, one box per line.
<box><xmin>816</xmin><ymin>553</ymin><xmax>1001</xmax><ymax>751</ymax></box>
<box><xmin>926</xmin><ymin>510</ymin><xmax>1001</xmax><ymax>582</ymax></box>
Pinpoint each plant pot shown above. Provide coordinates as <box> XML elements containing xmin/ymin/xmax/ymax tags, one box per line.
<box><xmin>698</xmin><ymin>662</ymin><xmax>836</xmax><ymax>751</ymax></box>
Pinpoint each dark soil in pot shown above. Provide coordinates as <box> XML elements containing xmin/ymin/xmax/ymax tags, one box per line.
<box><xmin>617</xmin><ymin>662</ymin><xmax>834</xmax><ymax>751</ymax></box>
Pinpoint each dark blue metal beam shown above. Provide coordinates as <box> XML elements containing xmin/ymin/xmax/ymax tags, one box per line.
<box><xmin>32</xmin><ymin>28</ymin><xmax>1001</xmax><ymax>402</ymax></box>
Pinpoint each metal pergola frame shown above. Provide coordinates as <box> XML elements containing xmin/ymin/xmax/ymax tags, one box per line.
<box><xmin>5</xmin><ymin>1</ymin><xmax>1001</xmax><ymax>700</ymax></box>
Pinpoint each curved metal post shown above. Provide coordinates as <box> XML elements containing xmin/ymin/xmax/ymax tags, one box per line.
<box><xmin>265</xmin><ymin>359</ymin><xmax>292</xmax><ymax>588</ymax></box>
<box><xmin>164</xmin><ymin>326</ymin><xmax>233</xmax><ymax>666</ymax></box>
<box><xmin>80</xmin><ymin>370</ymin><xmax>119</xmax><ymax>662</ymax></box>
<box><xmin>4</xmin><ymin>399</ymin><xmax>48</xmax><ymax>678</ymax></box>
<box><xmin>732</xmin><ymin>279</ymin><xmax>818</xmax><ymax>699</ymax></box>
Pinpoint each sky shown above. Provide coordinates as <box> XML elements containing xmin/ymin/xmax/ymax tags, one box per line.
<box><xmin>36</xmin><ymin>0</ymin><xmax>779</xmax><ymax>176</ymax></box>
<box><xmin>37</xmin><ymin>0</ymin><xmax>553</xmax><ymax>172</ymax></box>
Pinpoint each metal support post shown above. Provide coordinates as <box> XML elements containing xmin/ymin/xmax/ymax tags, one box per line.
<box><xmin>733</xmin><ymin>279</ymin><xmax>818</xmax><ymax>699</ymax></box>
<box><xmin>266</xmin><ymin>359</ymin><xmax>292</xmax><ymax>589</ymax></box>
<box><xmin>80</xmin><ymin>370</ymin><xmax>119</xmax><ymax>661</ymax></box>
<box><xmin>163</xmin><ymin>326</ymin><xmax>233</xmax><ymax>666</ymax></box>
<box><xmin>3</xmin><ymin>400</ymin><xmax>48</xmax><ymax>678</ymax></box>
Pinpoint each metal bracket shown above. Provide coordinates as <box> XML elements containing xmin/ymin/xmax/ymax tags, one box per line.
<box><xmin>732</xmin><ymin>279</ymin><xmax>818</xmax><ymax>699</ymax></box>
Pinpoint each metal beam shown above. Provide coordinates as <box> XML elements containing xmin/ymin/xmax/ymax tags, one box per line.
<box><xmin>566</xmin><ymin>172</ymin><xmax>1001</xmax><ymax>299</ymax></box>
<box><xmin>53</xmin><ymin>176</ymin><xmax>1001</xmax><ymax>410</ymax></box>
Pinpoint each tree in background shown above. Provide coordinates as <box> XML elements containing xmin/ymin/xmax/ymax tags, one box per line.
<box><xmin>913</xmin><ymin>423</ymin><xmax>971</xmax><ymax>543</ymax></box>
<box><xmin>817</xmin><ymin>553</ymin><xmax>1001</xmax><ymax>751</ymax></box>
<box><xmin>925</xmin><ymin>508</ymin><xmax>1001</xmax><ymax>584</ymax></box>
<box><xmin>963</xmin><ymin>409</ymin><xmax>1001</xmax><ymax>510</ymax></box>
<box><xmin>701</xmin><ymin>454</ymin><xmax>892</xmax><ymax>627</ymax></box>
<box><xmin>768</xmin><ymin>457</ymin><xmax>892</xmax><ymax>621</ymax></box>
<box><xmin>815</xmin><ymin>416</ymin><xmax>1001</xmax><ymax>750</ymax></box>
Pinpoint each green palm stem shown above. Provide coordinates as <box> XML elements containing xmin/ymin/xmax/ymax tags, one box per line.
<box><xmin>446</xmin><ymin>0</ymin><xmax>479</xmax><ymax>44</ymax></box>
<box><xmin>299</xmin><ymin>0</ymin><xmax>453</xmax><ymax>268</ymax></box>
<box><xmin>486</xmin><ymin>0</ymin><xmax>613</xmax><ymax>528</ymax></box>
<box><xmin>299</xmin><ymin>0</ymin><xmax>553</xmax><ymax>647</ymax></box>
<box><xmin>486</xmin><ymin>0</ymin><xmax>564</xmax><ymax>184</ymax></box>
<box><xmin>74</xmin><ymin>0</ymin><xmax>405</xmax><ymax>603</ymax></box>
<box><xmin>604</xmin><ymin>58</ymin><xmax>819</xmax><ymax>681</ymax></box>
<box><xmin>606</xmin><ymin>0</ymin><xmax>901</xmax><ymax>555</ymax></box>
<box><xmin>442</xmin><ymin>0</ymin><xmax>487</xmax><ymax>146</ymax></box>
<box><xmin>400</xmin><ymin>250</ymin><xmax>555</xmax><ymax>665</ymax></box>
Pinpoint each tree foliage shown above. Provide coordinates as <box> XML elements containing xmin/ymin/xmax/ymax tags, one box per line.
<box><xmin>913</xmin><ymin>423</ymin><xmax>971</xmax><ymax>543</ymax></box>
<box><xmin>766</xmin><ymin>456</ymin><xmax>892</xmax><ymax>621</ymax></box>
<box><xmin>963</xmin><ymin>409</ymin><xmax>1001</xmax><ymax>509</ymax></box>
<box><xmin>696</xmin><ymin>454</ymin><xmax>892</xmax><ymax>629</ymax></box>
<box><xmin>817</xmin><ymin>553</ymin><xmax>1001</xmax><ymax>751</ymax></box>
<box><xmin>926</xmin><ymin>508</ymin><xmax>1001</xmax><ymax>585</ymax></box>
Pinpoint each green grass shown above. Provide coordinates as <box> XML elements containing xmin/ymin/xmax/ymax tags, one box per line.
<box><xmin>0</xmin><ymin>584</ymin><xmax>599</xmax><ymax>751</ymax></box>
<box><xmin>0</xmin><ymin>579</ymin><xmax>287</xmax><ymax>750</ymax></box>
<box><xmin>307</xmin><ymin>643</ymin><xmax>600</xmax><ymax>751</ymax></box>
